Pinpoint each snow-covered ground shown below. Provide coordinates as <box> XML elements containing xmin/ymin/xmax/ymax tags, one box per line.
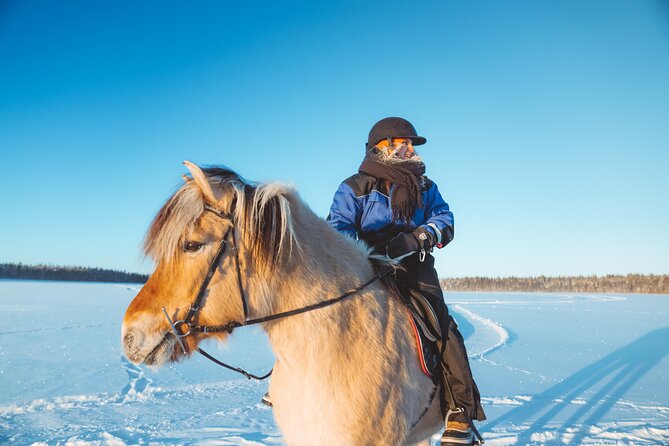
<box><xmin>0</xmin><ymin>280</ymin><xmax>667</xmax><ymax>445</ymax></box>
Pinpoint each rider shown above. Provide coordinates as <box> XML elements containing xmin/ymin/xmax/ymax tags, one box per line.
<box><xmin>327</xmin><ymin>117</ymin><xmax>485</xmax><ymax>445</ymax></box>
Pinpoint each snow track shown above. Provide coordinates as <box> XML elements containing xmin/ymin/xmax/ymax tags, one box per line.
<box><xmin>453</xmin><ymin>302</ymin><xmax>552</xmax><ymax>381</ymax></box>
<box><xmin>454</xmin><ymin>304</ymin><xmax>509</xmax><ymax>358</ymax></box>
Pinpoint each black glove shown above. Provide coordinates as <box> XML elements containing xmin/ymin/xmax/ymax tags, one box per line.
<box><xmin>386</xmin><ymin>227</ymin><xmax>436</xmax><ymax>260</ymax></box>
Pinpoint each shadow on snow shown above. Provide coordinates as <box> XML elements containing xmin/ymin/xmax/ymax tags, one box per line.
<box><xmin>481</xmin><ymin>326</ymin><xmax>669</xmax><ymax>443</ymax></box>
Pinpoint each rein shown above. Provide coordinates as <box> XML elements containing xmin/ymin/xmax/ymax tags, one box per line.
<box><xmin>162</xmin><ymin>206</ymin><xmax>389</xmax><ymax>380</ymax></box>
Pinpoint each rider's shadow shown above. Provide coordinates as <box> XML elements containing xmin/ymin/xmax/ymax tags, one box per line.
<box><xmin>482</xmin><ymin>326</ymin><xmax>669</xmax><ymax>444</ymax></box>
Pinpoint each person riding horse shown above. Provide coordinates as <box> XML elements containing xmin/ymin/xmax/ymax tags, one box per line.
<box><xmin>327</xmin><ymin>117</ymin><xmax>485</xmax><ymax>445</ymax></box>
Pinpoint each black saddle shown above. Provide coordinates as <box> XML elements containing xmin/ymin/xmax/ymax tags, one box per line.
<box><xmin>402</xmin><ymin>289</ymin><xmax>442</xmax><ymax>381</ymax></box>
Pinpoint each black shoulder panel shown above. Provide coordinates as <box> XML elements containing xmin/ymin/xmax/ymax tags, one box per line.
<box><xmin>343</xmin><ymin>173</ymin><xmax>383</xmax><ymax>197</ymax></box>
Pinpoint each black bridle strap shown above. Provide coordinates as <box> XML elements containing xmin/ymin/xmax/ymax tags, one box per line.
<box><xmin>204</xmin><ymin>206</ymin><xmax>248</xmax><ymax>320</ymax></box>
<box><xmin>189</xmin><ymin>270</ymin><xmax>389</xmax><ymax>334</ymax></box>
<box><xmin>231</xmin><ymin>233</ymin><xmax>249</xmax><ymax>321</ymax></box>
<box><xmin>248</xmin><ymin>271</ymin><xmax>388</xmax><ymax>324</ymax></box>
<box><xmin>197</xmin><ymin>347</ymin><xmax>273</xmax><ymax>380</ymax></box>
<box><xmin>182</xmin><ymin>229</ymin><xmax>232</xmax><ymax>327</ymax></box>
<box><xmin>188</xmin><ymin>270</ymin><xmax>387</xmax><ymax>381</ymax></box>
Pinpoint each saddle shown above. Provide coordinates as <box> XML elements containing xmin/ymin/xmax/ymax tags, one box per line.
<box><xmin>401</xmin><ymin>289</ymin><xmax>443</xmax><ymax>382</ymax></box>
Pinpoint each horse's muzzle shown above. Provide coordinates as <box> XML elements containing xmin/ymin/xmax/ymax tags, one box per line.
<box><xmin>122</xmin><ymin>327</ymin><xmax>175</xmax><ymax>366</ymax></box>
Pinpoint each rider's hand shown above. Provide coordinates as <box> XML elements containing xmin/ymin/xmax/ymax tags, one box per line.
<box><xmin>386</xmin><ymin>227</ymin><xmax>435</xmax><ymax>259</ymax></box>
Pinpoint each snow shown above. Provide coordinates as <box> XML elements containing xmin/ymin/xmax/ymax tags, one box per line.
<box><xmin>1</xmin><ymin>280</ymin><xmax>668</xmax><ymax>445</ymax></box>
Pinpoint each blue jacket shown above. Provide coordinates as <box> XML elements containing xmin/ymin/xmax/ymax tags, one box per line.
<box><xmin>327</xmin><ymin>173</ymin><xmax>454</xmax><ymax>252</ymax></box>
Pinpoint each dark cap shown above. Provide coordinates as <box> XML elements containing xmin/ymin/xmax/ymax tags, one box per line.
<box><xmin>366</xmin><ymin>117</ymin><xmax>427</xmax><ymax>150</ymax></box>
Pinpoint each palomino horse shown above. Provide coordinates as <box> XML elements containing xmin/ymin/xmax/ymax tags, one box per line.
<box><xmin>122</xmin><ymin>162</ymin><xmax>442</xmax><ymax>445</ymax></box>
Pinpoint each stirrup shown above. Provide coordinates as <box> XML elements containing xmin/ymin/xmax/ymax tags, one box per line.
<box><xmin>445</xmin><ymin>407</ymin><xmax>464</xmax><ymax>427</ymax></box>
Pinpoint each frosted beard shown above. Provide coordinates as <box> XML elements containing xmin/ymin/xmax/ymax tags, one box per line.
<box><xmin>371</xmin><ymin>146</ymin><xmax>424</xmax><ymax>167</ymax></box>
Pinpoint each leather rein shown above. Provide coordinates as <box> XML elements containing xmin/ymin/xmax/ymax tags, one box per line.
<box><xmin>162</xmin><ymin>205</ymin><xmax>388</xmax><ymax>380</ymax></box>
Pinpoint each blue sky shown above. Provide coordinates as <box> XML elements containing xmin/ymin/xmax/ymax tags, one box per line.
<box><xmin>1</xmin><ymin>0</ymin><xmax>667</xmax><ymax>278</ymax></box>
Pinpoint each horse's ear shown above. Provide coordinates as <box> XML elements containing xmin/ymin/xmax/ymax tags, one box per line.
<box><xmin>183</xmin><ymin>161</ymin><xmax>216</xmax><ymax>204</ymax></box>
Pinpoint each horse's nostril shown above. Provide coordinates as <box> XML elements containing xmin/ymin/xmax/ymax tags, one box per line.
<box><xmin>124</xmin><ymin>332</ymin><xmax>135</xmax><ymax>348</ymax></box>
<box><xmin>122</xmin><ymin>330</ymin><xmax>144</xmax><ymax>363</ymax></box>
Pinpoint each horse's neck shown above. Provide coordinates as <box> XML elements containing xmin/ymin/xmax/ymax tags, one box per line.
<box><xmin>256</xmin><ymin>203</ymin><xmax>381</xmax><ymax>354</ymax></box>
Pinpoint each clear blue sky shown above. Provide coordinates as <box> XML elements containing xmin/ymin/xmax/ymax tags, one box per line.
<box><xmin>1</xmin><ymin>0</ymin><xmax>668</xmax><ymax>278</ymax></box>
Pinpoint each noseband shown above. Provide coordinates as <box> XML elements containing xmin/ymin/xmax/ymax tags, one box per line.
<box><xmin>162</xmin><ymin>205</ymin><xmax>388</xmax><ymax>380</ymax></box>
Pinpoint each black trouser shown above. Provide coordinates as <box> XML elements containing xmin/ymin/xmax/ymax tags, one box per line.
<box><xmin>395</xmin><ymin>254</ymin><xmax>486</xmax><ymax>422</ymax></box>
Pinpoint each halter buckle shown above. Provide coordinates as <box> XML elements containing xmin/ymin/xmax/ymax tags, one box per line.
<box><xmin>162</xmin><ymin>307</ymin><xmax>190</xmax><ymax>354</ymax></box>
<box><xmin>173</xmin><ymin>320</ymin><xmax>191</xmax><ymax>337</ymax></box>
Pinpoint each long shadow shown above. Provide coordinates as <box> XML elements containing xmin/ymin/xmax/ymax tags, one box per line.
<box><xmin>482</xmin><ymin>326</ymin><xmax>669</xmax><ymax>444</ymax></box>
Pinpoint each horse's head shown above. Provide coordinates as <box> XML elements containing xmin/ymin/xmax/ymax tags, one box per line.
<box><xmin>122</xmin><ymin>161</ymin><xmax>297</xmax><ymax>366</ymax></box>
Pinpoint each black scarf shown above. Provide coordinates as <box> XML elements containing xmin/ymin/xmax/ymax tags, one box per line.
<box><xmin>358</xmin><ymin>155</ymin><xmax>426</xmax><ymax>222</ymax></box>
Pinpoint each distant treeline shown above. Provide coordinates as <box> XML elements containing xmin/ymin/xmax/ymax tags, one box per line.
<box><xmin>0</xmin><ymin>263</ymin><xmax>148</xmax><ymax>284</ymax></box>
<box><xmin>2</xmin><ymin>263</ymin><xmax>668</xmax><ymax>294</ymax></box>
<box><xmin>440</xmin><ymin>274</ymin><xmax>669</xmax><ymax>295</ymax></box>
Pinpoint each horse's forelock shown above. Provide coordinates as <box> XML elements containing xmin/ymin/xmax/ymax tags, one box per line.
<box><xmin>144</xmin><ymin>167</ymin><xmax>245</xmax><ymax>262</ymax></box>
<box><xmin>143</xmin><ymin>166</ymin><xmax>298</xmax><ymax>269</ymax></box>
<box><xmin>144</xmin><ymin>184</ymin><xmax>205</xmax><ymax>262</ymax></box>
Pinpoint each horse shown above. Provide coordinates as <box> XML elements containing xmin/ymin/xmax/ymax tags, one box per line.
<box><xmin>121</xmin><ymin>161</ymin><xmax>443</xmax><ymax>445</ymax></box>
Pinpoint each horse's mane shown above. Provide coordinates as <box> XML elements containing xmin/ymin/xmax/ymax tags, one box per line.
<box><xmin>144</xmin><ymin>166</ymin><xmax>298</xmax><ymax>271</ymax></box>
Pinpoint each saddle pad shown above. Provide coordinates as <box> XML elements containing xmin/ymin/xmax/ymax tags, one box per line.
<box><xmin>405</xmin><ymin>306</ymin><xmax>441</xmax><ymax>379</ymax></box>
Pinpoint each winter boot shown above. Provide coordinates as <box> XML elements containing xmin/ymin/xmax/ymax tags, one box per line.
<box><xmin>440</xmin><ymin>408</ymin><xmax>478</xmax><ymax>445</ymax></box>
<box><xmin>261</xmin><ymin>392</ymin><xmax>273</xmax><ymax>407</ymax></box>
<box><xmin>441</xmin><ymin>420</ymin><xmax>475</xmax><ymax>445</ymax></box>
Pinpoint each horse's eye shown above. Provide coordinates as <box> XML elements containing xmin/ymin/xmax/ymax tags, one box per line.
<box><xmin>183</xmin><ymin>241</ymin><xmax>204</xmax><ymax>252</ymax></box>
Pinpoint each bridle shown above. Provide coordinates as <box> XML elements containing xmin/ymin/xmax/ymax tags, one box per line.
<box><xmin>161</xmin><ymin>205</ymin><xmax>388</xmax><ymax>380</ymax></box>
